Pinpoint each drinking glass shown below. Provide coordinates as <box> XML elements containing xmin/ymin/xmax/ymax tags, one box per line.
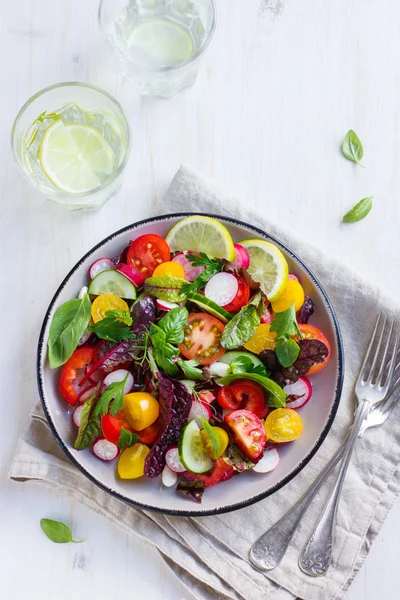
<box><xmin>99</xmin><ymin>0</ymin><xmax>216</xmax><ymax>97</ymax></box>
<box><xmin>11</xmin><ymin>82</ymin><xmax>131</xmax><ymax>211</ymax></box>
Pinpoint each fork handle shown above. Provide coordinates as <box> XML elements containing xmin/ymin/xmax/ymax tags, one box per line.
<box><xmin>298</xmin><ymin>399</ymin><xmax>371</xmax><ymax>576</ymax></box>
<box><xmin>249</xmin><ymin>440</ymin><xmax>345</xmax><ymax>571</ymax></box>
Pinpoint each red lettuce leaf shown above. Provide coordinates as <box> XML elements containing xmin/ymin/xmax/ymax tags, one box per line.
<box><xmin>260</xmin><ymin>338</ymin><xmax>329</xmax><ymax>385</ymax></box>
<box><xmin>176</xmin><ymin>481</ymin><xmax>204</xmax><ymax>503</ymax></box>
<box><xmin>144</xmin><ymin>374</ymin><xmax>192</xmax><ymax>477</ymax></box>
<box><xmin>296</xmin><ymin>296</ymin><xmax>315</xmax><ymax>324</ymax></box>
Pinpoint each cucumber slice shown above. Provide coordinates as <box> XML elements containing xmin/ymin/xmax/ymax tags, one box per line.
<box><xmin>188</xmin><ymin>292</ymin><xmax>232</xmax><ymax>323</ymax></box>
<box><xmin>219</xmin><ymin>351</ymin><xmax>264</xmax><ymax>369</ymax></box>
<box><xmin>178</xmin><ymin>419</ymin><xmax>214</xmax><ymax>474</ymax></box>
<box><xmin>88</xmin><ymin>270</ymin><xmax>137</xmax><ymax>300</ymax></box>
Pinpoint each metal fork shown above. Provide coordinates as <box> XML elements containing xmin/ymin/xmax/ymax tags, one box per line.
<box><xmin>250</xmin><ymin>315</ymin><xmax>400</xmax><ymax>574</ymax></box>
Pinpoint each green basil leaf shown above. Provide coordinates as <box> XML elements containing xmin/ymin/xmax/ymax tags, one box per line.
<box><xmin>118</xmin><ymin>428</ymin><xmax>140</xmax><ymax>450</ymax></box>
<box><xmin>221</xmin><ymin>301</ymin><xmax>261</xmax><ymax>349</ymax></box>
<box><xmin>342</xmin><ymin>196</ymin><xmax>373</xmax><ymax>223</ymax></box>
<box><xmin>177</xmin><ymin>358</ymin><xmax>203</xmax><ymax>380</ymax></box>
<box><xmin>341</xmin><ymin>129</ymin><xmax>365</xmax><ymax>167</ymax></box>
<box><xmin>230</xmin><ymin>356</ymin><xmax>268</xmax><ymax>377</ymax></box>
<box><xmin>218</xmin><ymin>372</ymin><xmax>286</xmax><ymax>408</ymax></box>
<box><xmin>153</xmin><ymin>347</ymin><xmax>179</xmax><ymax>376</ymax></box>
<box><xmin>200</xmin><ymin>417</ymin><xmax>221</xmax><ymax>458</ymax></box>
<box><xmin>270</xmin><ymin>302</ymin><xmax>301</xmax><ymax>338</ymax></box>
<box><xmin>48</xmin><ymin>294</ymin><xmax>92</xmax><ymax>369</ymax></box>
<box><xmin>74</xmin><ymin>385</ymin><xmax>102</xmax><ymax>450</ymax></box>
<box><xmin>144</xmin><ymin>275</ymin><xmax>187</xmax><ymax>302</ymax></box>
<box><xmin>275</xmin><ymin>336</ymin><xmax>300</xmax><ymax>368</ymax></box>
<box><xmin>40</xmin><ymin>518</ymin><xmax>83</xmax><ymax>544</ymax></box>
<box><xmin>158</xmin><ymin>306</ymin><xmax>188</xmax><ymax>345</ymax></box>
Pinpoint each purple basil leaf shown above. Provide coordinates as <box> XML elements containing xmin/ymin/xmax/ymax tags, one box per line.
<box><xmin>176</xmin><ymin>481</ymin><xmax>204</xmax><ymax>503</ymax></box>
<box><xmin>144</xmin><ymin>374</ymin><xmax>192</xmax><ymax>477</ymax></box>
<box><xmin>296</xmin><ymin>296</ymin><xmax>315</xmax><ymax>324</ymax></box>
<box><xmin>131</xmin><ymin>296</ymin><xmax>156</xmax><ymax>334</ymax></box>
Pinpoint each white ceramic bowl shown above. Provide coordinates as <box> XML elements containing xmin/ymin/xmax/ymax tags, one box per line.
<box><xmin>37</xmin><ymin>213</ymin><xmax>344</xmax><ymax>516</ymax></box>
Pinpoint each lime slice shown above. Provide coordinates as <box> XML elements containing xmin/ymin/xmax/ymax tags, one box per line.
<box><xmin>39</xmin><ymin>120</ymin><xmax>114</xmax><ymax>194</ymax></box>
<box><xmin>239</xmin><ymin>239</ymin><xmax>288</xmax><ymax>301</ymax></box>
<box><xmin>166</xmin><ymin>216</ymin><xmax>235</xmax><ymax>261</ymax></box>
<box><xmin>128</xmin><ymin>18</ymin><xmax>193</xmax><ymax>68</ymax></box>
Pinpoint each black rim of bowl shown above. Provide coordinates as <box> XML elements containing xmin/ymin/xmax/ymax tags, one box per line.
<box><xmin>37</xmin><ymin>212</ymin><xmax>344</xmax><ymax>517</ymax></box>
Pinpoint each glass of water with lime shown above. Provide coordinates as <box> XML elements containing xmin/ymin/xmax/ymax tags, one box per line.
<box><xmin>11</xmin><ymin>82</ymin><xmax>131</xmax><ymax>210</ymax></box>
<box><xmin>99</xmin><ymin>0</ymin><xmax>216</xmax><ymax>97</ymax></box>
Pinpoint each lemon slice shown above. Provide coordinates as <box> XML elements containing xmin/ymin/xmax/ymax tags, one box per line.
<box><xmin>39</xmin><ymin>120</ymin><xmax>114</xmax><ymax>194</ymax></box>
<box><xmin>166</xmin><ymin>216</ymin><xmax>235</xmax><ymax>261</ymax></box>
<box><xmin>128</xmin><ymin>18</ymin><xmax>193</xmax><ymax>68</ymax></box>
<box><xmin>240</xmin><ymin>239</ymin><xmax>288</xmax><ymax>301</ymax></box>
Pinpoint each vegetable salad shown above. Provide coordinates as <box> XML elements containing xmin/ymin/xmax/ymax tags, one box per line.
<box><xmin>47</xmin><ymin>215</ymin><xmax>331</xmax><ymax>503</ymax></box>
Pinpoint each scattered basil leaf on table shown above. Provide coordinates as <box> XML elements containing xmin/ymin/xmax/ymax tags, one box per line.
<box><xmin>230</xmin><ymin>355</ymin><xmax>268</xmax><ymax>377</ymax></box>
<box><xmin>118</xmin><ymin>428</ymin><xmax>140</xmax><ymax>450</ymax></box>
<box><xmin>48</xmin><ymin>293</ymin><xmax>92</xmax><ymax>369</ymax></box>
<box><xmin>177</xmin><ymin>358</ymin><xmax>203</xmax><ymax>380</ymax></box>
<box><xmin>144</xmin><ymin>275</ymin><xmax>187</xmax><ymax>302</ymax></box>
<box><xmin>40</xmin><ymin>518</ymin><xmax>83</xmax><ymax>544</ymax></box>
<box><xmin>342</xmin><ymin>196</ymin><xmax>373</xmax><ymax>223</ymax></box>
<box><xmin>181</xmin><ymin>253</ymin><xmax>223</xmax><ymax>295</ymax></box>
<box><xmin>93</xmin><ymin>375</ymin><xmax>129</xmax><ymax>417</ymax></box>
<box><xmin>218</xmin><ymin>372</ymin><xmax>286</xmax><ymax>408</ymax></box>
<box><xmin>341</xmin><ymin>129</ymin><xmax>365</xmax><ymax>167</ymax></box>
<box><xmin>89</xmin><ymin>312</ymin><xmax>134</xmax><ymax>343</ymax></box>
<box><xmin>74</xmin><ymin>384</ymin><xmax>102</xmax><ymax>450</ymax></box>
<box><xmin>221</xmin><ymin>293</ymin><xmax>263</xmax><ymax>349</ymax></box>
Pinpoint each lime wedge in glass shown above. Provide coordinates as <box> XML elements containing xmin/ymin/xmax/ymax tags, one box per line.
<box><xmin>39</xmin><ymin>120</ymin><xmax>115</xmax><ymax>194</ymax></box>
<box><xmin>128</xmin><ymin>18</ymin><xmax>193</xmax><ymax>68</ymax></box>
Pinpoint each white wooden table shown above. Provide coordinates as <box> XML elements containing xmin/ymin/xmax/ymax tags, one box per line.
<box><xmin>1</xmin><ymin>0</ymin><xmax>399</xmax><ymax>598</ymax></box>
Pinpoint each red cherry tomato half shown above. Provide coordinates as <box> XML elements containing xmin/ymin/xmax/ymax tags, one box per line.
<box><xmin>183</xmin><ymin>457</ymin><xmax>235</xmax><ymax>487</ymax></box>
<box><xmin>137</xmin><ymin>421</ymin><xmax>159</xmax><ymax>445</ymax></box>
<box><xmin>222</xmin><ymin>276</ymin><xmax>250</xmax><ymax>312</ymax></box>
<box><xmin>224</xmin><ymin>409</ymin><xmax>266</xmax><ymax>459</ymax></box>
<box><xmin>126</xmin><ymin>234</ymin><xmax>170</xmax><ymax>279</ymax></box>
<box><xmin>217</xmin><ymin>380</ymin><xmax>268</xmax><ymax>418</ymax></box>
<box><xmin>178</xmin><ymin>312</ymin><xmax>225</xmax><ymax>366</ymax></box>
<box><xmin>101</xmin><ymin>410</ymin><xmax>133</xmax><ymax>445</ymax></box>
<box><xmin>298</xmin><ymin>324</ymin><xmax>331</xmax><ymax>375</ymax></box>
<box><xmin>59</xmin><ymin>346</ymin><xmax>98</xmax><ymax>406</ymax></box>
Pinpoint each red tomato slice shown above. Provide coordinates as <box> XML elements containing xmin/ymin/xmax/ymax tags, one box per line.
<box><xmin>224</xmin><ymin>409</ymin><xmax>266</xmax><ymax>459</ymax></box>
<box><xmin>183</xmin><ymin>457</ymin><xmax>236</xmax><ymax>487</ymax></box>
<box><xmin>298</xmin><ymin>324</ymin><xmax>331</xmax><ymax>375</ymax></box>
<box><xmin>178</xmin><ymin>312</ymin><xmax>225</xmax><ymax>366</ymax></box>
<box><xmin>126</xmin><ymin>234</ymin><xmax>170</xmax><ymax>279</ymax></box>
<box><xmin>137</xmin><ymin>421</ymin><xmax>159</xmax><ymax>445</ymax></box>
<box><xmin>217</xmin><ymin>386</ymin><xmax>242</xmax><ymax>410</ymax></box>
<box><xmin>217</xmin><ymin>380</ymin><xmax>268</xmax><ymax>417</ymax></box>
<box><xmin>101</xmin><ymin>410</ymin><xmax>133</xmax><ymax>445</ymax></box>
<box><xmin>222</xmin><ymin>276</ymin><xmax>250</xmax><ymax>312</ymax></box>
<box><xmin>59</xmin><ymin>347</ymin><xmax>98</xmax><ymax>406</ymax></box>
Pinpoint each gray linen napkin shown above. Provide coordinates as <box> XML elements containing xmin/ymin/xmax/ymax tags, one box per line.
<box><xmin>10</xmin><ymin>165</ymin><xmax>400</xmax><ymax>600</ymax></box>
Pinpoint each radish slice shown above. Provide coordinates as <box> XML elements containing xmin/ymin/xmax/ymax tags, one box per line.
<box><xmin>78</xmin><ymin>286</ymin><xmax>88</xmax><ymax>299</ymax></box>
<box><xmin>252</xmin><ymin>448</ymin><xmax>280</xmax><ymax>473</ymax></box>
<box><xmin>165</xmin><ymin>445</ymin><xmax>187</xmax><ymax>473</ymax></box>
<box><xmin>72</xmin><ymin>404</ymin><xmax>85</xmax><ymax>427</ymax></box>
<box><xmin>78</xmin><ymin>385</ymin><xmax>96</xmax><ymax>403</ymax></box>
<box><xmin>104</xmin><ymin>369</ymin><xmax>133</xmax><ymax>395</ymax></box>
<box><xmin>93</xmin><ymin>438</ymin><xmax>120</xmax><ymax>461</ymax></box>
<box><xmin>188</xmin><ymin>401</ymin><xmax>212</xmax><ymax>427</ymax></box>
<box><xmin>156</xmin><ymin>299</ymin><xmax>179</xmax><ymax>311</ymax></box>
<box><xmin>162</xmin><ymin>465</ymin><xmax>178</xmax><ymax>487</ymax></box>
<box><xmin>227</xmin><ymin>244</ymin><xmax>250</xmax><ymax>270</ymax></box>
<box><xmin>209</xmin><ymin>362</ymin><xmax>231</xmax><ymax>378</ymax></box>
<box><xmin>284</xmin><ymin>376</ymin><xmax>312</xmax><ymax>409</ymax></box>
<box><xmin>89</xmin><ymin>258</ymin><xmax>115</xmax><ymax>280</ymax></box>
<box><xmin>172</xmin><ymin>252</ymin><xmax>205</xmax><ymax>282</ymax></box>
<box><xmin>83</xmin><ymin>364</ymin><xmax>102</xmax><ymax>385</ymax></box>
<box><xmin>288</xmin><ymin>273</ymin><xmax>300</xmax><ymax>282</ymax></box>
<box><xmin>205</xmin><ymin>272</ymin><xmax>239</xmax><ymax>307</ymax></box>
<box><xmin>116</xmin><ymin>263</ymin><xmax>145</xmax><ymax>287</ymax></box>
<box><xmin>77</xmin><ymin>329</ymin><xmax>92</xmax><ymax>346</ymax></box>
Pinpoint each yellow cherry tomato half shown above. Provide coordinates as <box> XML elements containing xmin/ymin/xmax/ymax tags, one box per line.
<box><xmin>123</xmin><ymin>392</ymin><xmax>160</xmax><ymax>431</ymax></box>
<box><xmin>264</xmin><ymin>408</ymin><xmax>303</xmax><ymax>443</ymax></box>
<box><xmin>271</xmin><ymin>280</ymin><xmax>305</xmax><ymax>313</ymax></box>
<box><xmin>244</xmin><ymin>323</ymin><xmax>277</xmax><ymax>354</ymax></box>
<box><xmin>117</xmin><ymin>443</ymin><xmax>150</xmax><ymax>479</ymax></box>
<box><xmin>152</xmin><ymin>261</ymin><xmax>185</xmax><ymax>279</ymax></box>
<box><xmin>200</xmin><ymin>426</ymin><xmax>229</xmax><ymax>459</ymax></box>
<box><xmin>91</xmin><ymin>293</ymin><xmax>129</xmax><ymax>323</ymax></box>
